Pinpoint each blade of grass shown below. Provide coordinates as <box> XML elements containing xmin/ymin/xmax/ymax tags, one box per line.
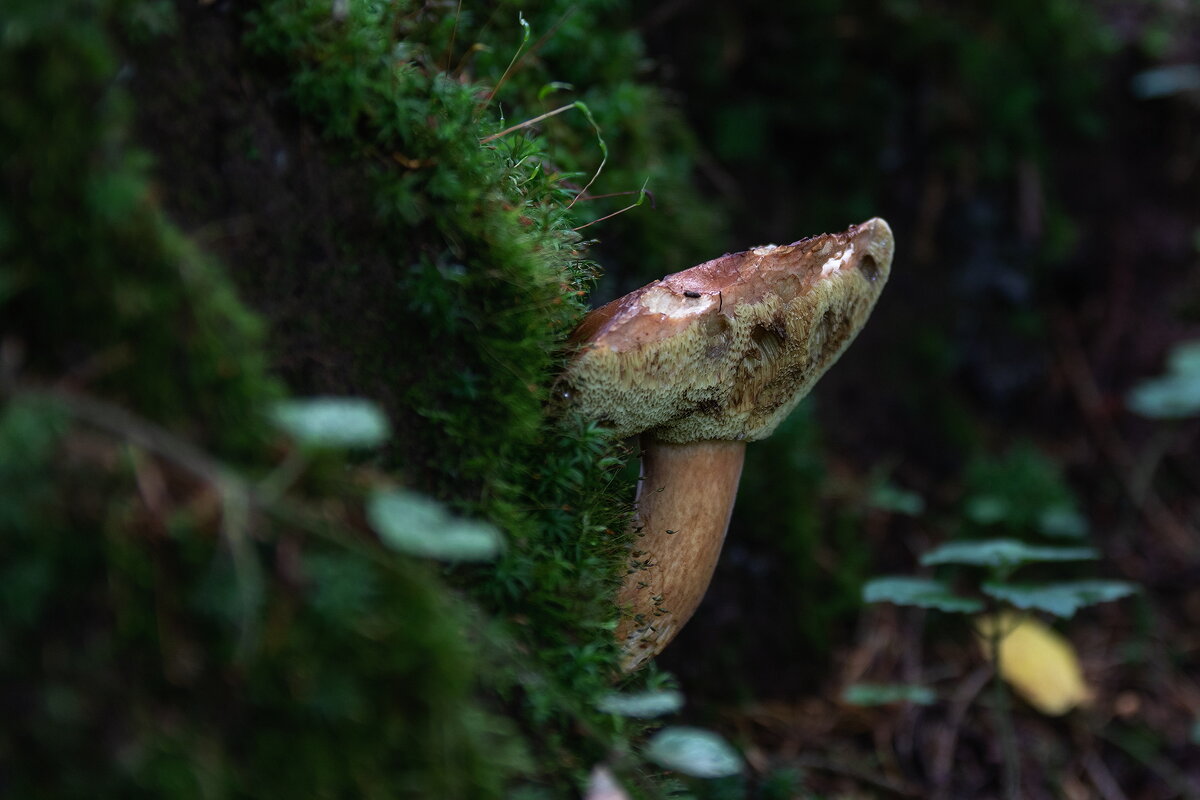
<box><xmin>573</xmin><ymin>178</ymin><xmax>650</xmax><ymax>231</ymax></box>
<box><xmin>478</xmin><ymin>12</ymin><xmax>531</xmax><ymax>112</ymax></box>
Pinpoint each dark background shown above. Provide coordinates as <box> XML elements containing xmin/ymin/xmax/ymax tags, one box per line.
<box><xmin>630</xmin><ymin>1</ymin><xmax>1200</xmax><ymax>795</ymax></box>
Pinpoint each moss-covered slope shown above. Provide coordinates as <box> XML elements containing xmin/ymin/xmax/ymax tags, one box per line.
<box><xmin>0</xmin><ymin>0</ymin><xmax>720</xmax><ymax>796</ymax></box>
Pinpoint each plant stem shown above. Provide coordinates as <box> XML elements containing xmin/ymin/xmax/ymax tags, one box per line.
<box><xmin>990</xmin><ymin>623</ymin><xmax>1021</xmax><ymax>799</ymax></box>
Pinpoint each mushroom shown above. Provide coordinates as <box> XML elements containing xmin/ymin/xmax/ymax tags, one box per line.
<box><xmin>561</xmin><ymin>218</ymin><xmax>895</xmax><ymax>670</ymax></box>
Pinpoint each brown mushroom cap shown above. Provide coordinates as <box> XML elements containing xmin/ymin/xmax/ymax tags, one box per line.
<box><xmin>561</xmin><ymin>217</ymin><xmax>894</xmax><ymax>443</ymax></box>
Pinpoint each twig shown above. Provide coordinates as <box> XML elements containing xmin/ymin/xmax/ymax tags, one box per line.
<box><xmin>1098</xmin><ymin>726</ymin><xmax>1200</xmax><ymax>800</ymax></box>
<box><xmin>1081</xmin><ymin>749</ymin><xmax>1130</xmax><ymax>800</ymax></box>
<box><xmin>990</xmin><ymin>626</ymin><xmax>1021</xmax><ymax>800</ymax></box>
<box><xmin>794</xmin><ymin>754</ymin><xmax>923</xmax><ymax>797</ymax></box>
<box><xmin>3</xmin><ymin>380</ymin><xmax>232</xmax><ymax>487</ymax></box>
<box><xmin>572</xmin><ymin>197</ymin><xmax>645</xmax><ymax>231</ymax></box>
<box><xmin>931</xmin><ymin>665</ymin><xmax>992</xmax><ymax>797</ymax></box>
<box><xmin>1</xmin><ymin>379</ymin><xmax>270</xmax><ymax>653</ymax></box>
<box><xmin>479</xmin><ymin>102</ymin><xmax>574</xmax><ymax>144</ymax></box>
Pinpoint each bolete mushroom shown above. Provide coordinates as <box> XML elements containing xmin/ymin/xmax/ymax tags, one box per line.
<box><xmin>561</xmin><ymin>218</ymin><xmax>895</xmax><ymax>671</ymax></box>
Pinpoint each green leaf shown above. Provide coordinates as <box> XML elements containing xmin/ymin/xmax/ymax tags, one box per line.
<box><xmin>869</xmin><ymin>483</ymin><xmax>925</xmax><ymax>515</ymax></box>
<box><xmin>920</xmin><ymin>539</ymin><xmax>1097</xmax><ymax>569</ymax></box>
<box><xmin>366</xmin><ymin>489</ymin><xmax>503</xmax><ymax>562</ymax></box>
<box><xmin>271</xmin><ymin>397</ymin><xmax>391</xmax><ymax>448</ymax></box>
<box><xmin>842</xmin><ymin>683</ymin><xmax>936</xmax><ymax>706</ymax></box>
<box><xmin>981</xmin><ymin>580</ymin><xmax>1138</xmax><ymax>618</ymax></box>
<box><xmin>1126</xmin><ymin>374</ymin><xmax>1200</xmax><ymax>419</ymax></box>
<box><xmin>1167</xmin><ymin>339</ymin><xmax>1200</xmax><ymax>377</ymax></box>
<box><xmin>1037</xmin><ymin>505</ymin><xmax>1088</xmax><ymax>539</ymax></box>
<box><xmin>862</xmin><ymin>577</ymin><xmax>983</xmax><ymax>613</ymax></box>
<box><xmin>644</xmin><ymin>727</ymin><xmax>742</xmax><ymax>778</ymax></box>
<box><xmin>596</xmin><ymin>690</ymin><xmax>684</xmax><ymax>718</ymax></box>
<box><xmin>537</xmin><ymin>81</ymin><xmax>574</xmax><ymax>101</ymax></box>
<box><xmin>1127</xmin><ymin>340</ymin><xmax>1200</xmax><ymax>419</ymax></box>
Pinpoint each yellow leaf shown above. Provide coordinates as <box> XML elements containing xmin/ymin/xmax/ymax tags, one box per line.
<box><xmin>975</xmin><ymin>613</ymin><xmax>1091</xmax><ymax>716</ymax></box>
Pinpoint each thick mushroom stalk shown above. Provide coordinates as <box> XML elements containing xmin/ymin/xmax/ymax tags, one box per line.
<box><xmin>562</xmin><ymin>218</ymin><xmax>895</xmax><ymax>670</ymax></box>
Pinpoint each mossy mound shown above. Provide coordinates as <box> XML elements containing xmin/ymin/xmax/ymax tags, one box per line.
<box><xmin>1</xmin><ymin>0</ymin><xmax>721</xmax><ymax>796</ymax></box>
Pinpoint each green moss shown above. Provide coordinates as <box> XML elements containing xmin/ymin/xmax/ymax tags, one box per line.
<box><xmin>1</xmin><ymin>0</ymin><xmax>715</xmax><ymax>796</ymax></box>
<box><xmin>0</xmin><ymin>0</ymin><xmax>278</xmax><ymax>457</ymax></box>
<box><xmin>244</xmin><ymin>3</ymin><xmax>661</xmax><ymax>789</ymax></box>
<box><xmin>0</xmin><ymin>1</ymin><xmax>547</xmax><ymax>796</ymax></box>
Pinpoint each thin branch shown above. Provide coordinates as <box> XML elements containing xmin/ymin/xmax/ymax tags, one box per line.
<box><xmin>4</xmin><ymin>380</ymin><xmax>232</xmax><ymax>488</ymax></box>
<box><xmin>479</xmin><ymin>102</ymin><xmax>574</xmax><ymax>144</ymax></box>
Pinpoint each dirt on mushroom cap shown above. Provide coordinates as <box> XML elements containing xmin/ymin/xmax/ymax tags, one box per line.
<box><xmin>561</xmin><ymin>218</ymin><xmax>894</xmax><ymax>444</ymax></box>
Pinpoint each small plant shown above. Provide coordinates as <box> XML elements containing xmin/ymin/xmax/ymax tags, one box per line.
<box><xmin>856</xmin><ymin>446</ymin><xmax>1138</xmax><ymax>799</ymax></box>
<box><xmin>862</xmin><ymin>538</ymin><xmax>1135</xmax><ymax>797</ymax></box>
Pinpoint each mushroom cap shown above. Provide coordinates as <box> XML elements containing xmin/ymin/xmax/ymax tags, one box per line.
<box><xmin>560</xmin><ymin>218</ymin><xmax>894</xmax><ymax>443</ymax></box>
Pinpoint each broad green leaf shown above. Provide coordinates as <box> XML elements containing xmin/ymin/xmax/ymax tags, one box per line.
<box><xmin>862</xmin><ymin>577</ymin><xmax>983</xmax><ymax>613</ymax></box>
<box><xmin>367</xmin><ymin>490</ymin><xmax>503</xmax><ymax>562</ymax></box>
<box><xmin>596</xmin><ymin>690</ymin><xmax>684</xmax><ymax>718</ymax></box>
<box><xmin>976</xmin><ymin>613</ymin><xmax>1090</xmax><ymax>715</ymax></box>
<box><xmin>869</xmin><ymin>483</ymin><xmax>925</xmax><ymax>516</ymax></box>
<box><xmin>920</xmin><ymin>539</ymin><xmax>1097</xmax><ymax>569</ymax></box>
<box><xmin>842</xmin><ymin>683</ymin><xmax>935</xmax><ymax>706</ymax></box>
<box><xmin>1126</xmin><ymin>374</ymin><xmax>1200</xmax><ymax>419</ymax></box>
<box><xmin>1167</xmin><ymin>339</ymin><xmax>1200</xmax><ymax>377</ymax></box>
<box><xmin>644</xmin><ymin>727</ymin><xmax>742</xmax><ymax>778</ymax></box>
<box><xmin>981</xmin><ymin>580</ymin><xmax>1137</xmax><ymax>618</ymax></box>
<box><xmin>1037</xmin><ymin>506</ymin><xmax>1088</xmax><ymax>539</ymax></box>
<box><xmin>271</xmin><ymin>397</ymin><xmax>391</xmax><ymax>448</ymax></box>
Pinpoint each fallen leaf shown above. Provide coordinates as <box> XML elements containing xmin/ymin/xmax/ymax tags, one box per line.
<box><xmin>975</xmin><ymin>613</ymin><xmax>1091</xmax><ymax>716</ymax></box>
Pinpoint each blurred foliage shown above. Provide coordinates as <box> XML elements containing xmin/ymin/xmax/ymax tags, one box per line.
<box><xmin>961</xmin><ymin>443</ymin><xmax>1089</xmax><ymax>538</ymax></box>
<box><xmin>648</xmin><ymin>0</ymin><xmax>1114</xmax><ymax>234</ymax></box>
<box><xmin>0</xmin><ymin>0</ymin><xmax>280</xmax><ymax>457</ymax></box>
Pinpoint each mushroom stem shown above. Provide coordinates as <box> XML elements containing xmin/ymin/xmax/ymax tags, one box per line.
<box><xmin>617</xmin><ymin>438</ymin><xmax>746</xmax><ymax>671</ymax></box>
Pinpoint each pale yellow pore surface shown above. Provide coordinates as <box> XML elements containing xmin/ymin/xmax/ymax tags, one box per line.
<box><xmin>562</xmin><ymin>218</ymin><xmax>894</xmax><ymax>444</ymax></box>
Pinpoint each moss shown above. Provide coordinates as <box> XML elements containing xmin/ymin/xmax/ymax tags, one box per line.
<box><xmin>241</xmin><ymin>2</ymin><xmax>653</xmax><ymax>789</ymax></box>
<box><xmin>2</xmin><ymin>0</ymin><xmax>717</xmax><ymax>796</ymax></box>
<box><xmin>1</xmin><ymin>1</ymin><xmax>542</xmax><ymax>796</ymax></box>
<box><xmin>0</xmin><ymin>1</ymin><xmax>279</xmax><ymax>457</ymax></box>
